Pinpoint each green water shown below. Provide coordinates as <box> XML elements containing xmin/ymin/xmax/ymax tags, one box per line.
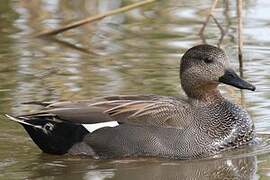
<box><xmin>1</xmin><ymin>0</ymin><xmax>270</xmax><ymax>179</ymax></box>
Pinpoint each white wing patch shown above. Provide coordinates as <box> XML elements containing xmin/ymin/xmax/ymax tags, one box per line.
<box><xmin>82</xmin><ymin>121</ymin><xmax>119</xmax><ymax>133</ymax></box>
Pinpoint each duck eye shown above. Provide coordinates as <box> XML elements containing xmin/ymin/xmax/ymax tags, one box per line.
<box><xmin>203</xmin><ymin>57</ymin><xmax>213</xmax><ymax>64</ymax></box>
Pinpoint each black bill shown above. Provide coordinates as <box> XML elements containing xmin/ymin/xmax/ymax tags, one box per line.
<box><xmin>219</xmin><ymin>69</ymin><xmax>256</xmax><ymax>91</ymax></box>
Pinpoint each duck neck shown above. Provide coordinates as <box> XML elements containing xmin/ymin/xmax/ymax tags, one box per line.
<box><xmin>182</xmin><ymin>82</ymin><xmax>224</xmax><ymax>103</ymax></box>
<box><xmin>191</xmin><ymin>89</ymin><xmax>223</xmax><ymax>103</ymax></box>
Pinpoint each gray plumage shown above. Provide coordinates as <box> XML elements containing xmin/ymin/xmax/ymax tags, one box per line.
<box><xmin>6</xmin><ymin>44</ymin><xmax>256</xmax><ymax>159</ymax></box>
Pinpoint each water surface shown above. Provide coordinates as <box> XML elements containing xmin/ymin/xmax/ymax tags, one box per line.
<box><xmin>1</xmin><ymin>0</ymin><xmax>270</xmax><ymax>179</ymax></box>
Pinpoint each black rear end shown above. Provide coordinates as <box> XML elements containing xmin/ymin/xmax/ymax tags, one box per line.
<box><xmin>18</xmin><ymin>117</ymin><xmax>89</xmax><ymax>155</ymax></box>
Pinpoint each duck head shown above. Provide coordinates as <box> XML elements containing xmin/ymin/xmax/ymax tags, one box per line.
<box><xmin>180</xmin><ymin>44</ymin><xmax>255</xmax><ymax>99</ymax></box>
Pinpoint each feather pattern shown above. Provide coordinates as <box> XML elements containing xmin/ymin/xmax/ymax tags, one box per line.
<box><xmin>20</xmin><ymin>95</ymin><xmax>192</xmax><ymax>129</ymax></box>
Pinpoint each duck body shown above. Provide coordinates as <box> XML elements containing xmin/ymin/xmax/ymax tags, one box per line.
<box><xmin>6</xmin><ymin>44</ymin><xmax>256</xmax><ymax>159</ymax></box>
<box><xmin>69</xmin><ymin>95</ymin><xmax>255</xmax><ymax>159</ymax></box>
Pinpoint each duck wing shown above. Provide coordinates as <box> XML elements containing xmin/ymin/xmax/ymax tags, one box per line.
<box><xmin>20</xmin><ymin>95</ymin><xmax>192</xmax><ymax>129</ymax></box>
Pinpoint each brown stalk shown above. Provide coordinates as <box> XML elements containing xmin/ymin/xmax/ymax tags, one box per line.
<box><xmin>36</xmin><ymin>0</ymin><xmax>156</xmax><ymax>37</ymax></box>
<box><xmin>198</xmin><ymin>0</ymin><xmax>219</xmax><ymax>35</ymax></box>
<box><xmin>211</xmin><ymin>15</ymin><xmax>226</xmax><ymax>47</ymax></box>
<box><xmin>237</xmin><ymin>0</ymin><xmax>243</xmax><ymax>78</ymax></box>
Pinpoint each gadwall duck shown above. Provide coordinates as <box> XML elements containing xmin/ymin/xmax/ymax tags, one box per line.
<box><xmin>6</xmin><ymin>44</ymin><xmax>256</xmax><ymax>159</ymax></box>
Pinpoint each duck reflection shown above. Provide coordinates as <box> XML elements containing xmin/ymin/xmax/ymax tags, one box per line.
<box><xmin>25</xmin><ymin>154</ymin><xmax>256</xmax><ymax>180</ymax></box>
<box><xmin>108</xmin><ymin>156</ymin><xmax>256</xmax><ymax>180</ymax></box>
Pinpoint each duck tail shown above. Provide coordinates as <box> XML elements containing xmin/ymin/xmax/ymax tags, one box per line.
<box><xmin>5</xmin><ymin>114</ymin><xmax>89</xmax><ymax>155</ymax></box>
